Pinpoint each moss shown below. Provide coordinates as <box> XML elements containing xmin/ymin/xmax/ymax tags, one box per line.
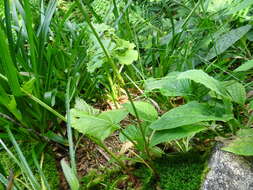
<box><xmin>0</xmin><ymin>143</ymin><xmax>59</xmax><ymax>190</ymax></box>
<box><xmin>135</xmin><ymin>151</ymin><xmax>209</xmax><ymax>190</ymax></box>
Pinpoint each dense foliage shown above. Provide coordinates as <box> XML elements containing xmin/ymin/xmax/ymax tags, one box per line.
<box><xmin>0</xmin><ymin>0</ymin><xmax>253</xmax><ymax>189</ymax></box>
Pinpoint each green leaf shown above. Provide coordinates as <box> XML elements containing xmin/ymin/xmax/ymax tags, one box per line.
<box><xmin>70</xmin><ymin>102</ymin><xmax>127</xmax><ymax>141</ymax></box>
<box><xmin>150</xmin><ymin>101</ymin><xmax>233</xmax><ymax>131</ymax></box>
<box><xmin>207</xmin><ymin>0</ymin><xmax>232</xmax><ymax>12</ymax></box>
<box><xmin>226</xmin><ymin>0</ymin><xmax>253</xmax><ymax>15</ymax></box>
<box><xmin>87</xmin><ymin>23</ymin><xmax>138</xmax><ymax>72</ymax></box>
<box><xmin>119</xmin><ymin>125</ymin><xmax>142</xmax><ymax>143</ymax></box>
<box><xmin>21</xmin><ymin>78</ymin><xmax>36</xmax><ymax>94</ymax></box>
<box><xmin>113</xmin><ymin>38</ymin><xmax>138</xmax><ymax>65</ymax></box>
<box><xmin>234</xmin><ymin>60</ymin><xmax>253</xmax><ymax>72</ymax></box>
<box><xmin>177</xmin><ymin>70</ymin><xmax>228</xmax><ymax>97</ymax></box>
<box><xmin>60</xmin><ymin>159</ymin><xmax>79</xmax><ymax>190</ymax></box>
<box><xmin>206</xmin><ymin>25</ymin><xmax>251</xmax><ymax>60</ymax></box>
<box><xmin>0</xmin><ymin>86</ymin><xmax>22</xmax><ymax>122</ymax></box>
<box><xmin>145</xmin><ymin>72</ymin><xmax>192</xmax><ymax>97</ymax></box>
<box><xmin>74</xmin><ymin>97</ymin><xmax>99</xmax><ymax>116</ymax></box>
<box><xmin>0</xmin><ymin>28</ymin><xmax>21</xmax><ymax>96</ymax></box>
<box><xmin>222</xmin><ymin>129</ymin><xmax>253</xmax><ymax>156</ymax></box>
<box><xmin>123</xmin><ymin>101</ymin><xmax>158</xmax><ymax>122</ymax></box>
<box><xmin>223</xmin><ymin>81</ymin><xmax>246</xmax><ymax>105</ymax></box>
<box><xmin>249</xmin><ymin>101</ymin><xmax>253</xmax><ymax>110</ymax></box>
<box><xmin>150</xmin><ymin>125</ymin><xmax>206</xmax><ymax>146</ymax></box>
<box><xmin>70</xmin><ymin>109</ymin><xmax>119</xmax><ymax>141</ymax></box>
<box><xmin>98</xmin><ymin>109</ymin><xmax>129</xmax><ymax>124</ymax></box>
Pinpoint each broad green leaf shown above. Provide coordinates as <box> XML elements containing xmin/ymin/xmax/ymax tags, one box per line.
<box><xmin>74</xmin><ymin>97</ymin><xmax>99</xmax><ymax>116</ymax></box>
<box><xmin>145</xmin><ymin>72</ymin><xmax>192</xmax><ymax>97</ymax></box>
<box><xmin>123</xmin><ymin>101</ymin><xmax>158</xmax><ymax>122</ymax></box>
<box><xmin>119</xmin><ymin>124</ymin><xmax>150</xmax><ymax>150</ymax></box>
<box><xmin>61</xmin><ymin>159</ymin><xmax>79</xmax><ymax>190</ymax></box>
<box><xmin>98</xmin><ymin>109</ymin><xmax>128</xmax><ymax>124</ymax></box>
<box><xmin>226</xmin><ymin>0</ymin><xmax>253</xmax><ymax>15</ymax></box>
<box><xmin>87</xmin><ymin>23</ymin><xmax>138</xmax><ymax>72</ymax></box>
<box><xmin>150</xmin><ymin>101</ymin><xmax>233</xmax><ymax>131</ymax></box>
<box><xmin>177</xmin><ymin>70</ymin><xmax>228</xmax><ymax>97</ymax></box>
<box><xmin>150</xmin><ymin>125</ymin><xmax>206</xmax><ymax>146</ymax></box>
<box><xmin>113</xmin><ymin>39</ymin><xmax>138</xmax><ymax>65</ymax></box>
<box><xmin>236</xmin><ymin>129</ymin><xmax>253</xmax><ymax>137</ymax></box>
<box><xmin>119</xmin><ymin>125</ymin><xmax>142</xmax><ymax>143</ymax></box>
<box><xmin>207</xmin><ymin>0</ymin><xmax>233</xmax><ymax>12</ymax></box>
<box><xmin>222</xmin><ymin>137</ymin><xmax>253</xmax><ymax>156</ymax></box>
<box><xmin>234</xmin><ymin>60</ymin><xmax>253</xmax><ymax>72</ymax></box>
<box><xmin>206</xmin><ymin>25</ymin><xmax>251</xmax><ymax>60</ymax></box>
<box><xmin>70</xmin><ymin>109</ymin><xmax>119</xmax><ymax>141</ymax></box>
<box><xmin>222</xmin><ymin>129</ymin><xmax>253</xmax><ymax>156</ymax></box>
<box><xmin>223</xmin><ymin>81</ymin><xmax>246</xmax><ymax>105</ymax></box>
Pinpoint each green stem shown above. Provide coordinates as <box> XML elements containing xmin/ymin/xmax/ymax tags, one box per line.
<box><xmin>91</xmin><ymin>137</ymin><xmax>126</xmax><ymax>170</ymax></box>
<box><xmin>21</xmin><ymin>88</ymin><xmax>66</xmax><ymax>122</ymax></box>
<box><xmin>66</xmin><ymin>78</ymin><xmax>77</xmax><ymax>176</ymax></box>
<box><xmin>76</xmin><ymin>0</ymin><xmax>124</xmax><ymax>85</ymax></box>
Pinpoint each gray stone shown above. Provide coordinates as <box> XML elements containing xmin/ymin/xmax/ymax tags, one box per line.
<box><xmin>201</xmin><ymin>143</ymin><xmax>253</xmax><ymax>190</ymax></box>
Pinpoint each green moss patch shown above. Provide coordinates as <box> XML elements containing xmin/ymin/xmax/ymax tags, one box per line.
<box><xmin>135</xmin><ymin>151</ymin><xmax>208</xmax><ymax>190</ymax></box>
<box><xmin>0</xmin><ymin>143</ymin><xmax>59</xmax><ymax>190</ymax></box>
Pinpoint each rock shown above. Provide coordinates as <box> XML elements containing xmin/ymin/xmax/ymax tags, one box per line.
<box><xmin>201</xmin><ymin>143</ymin><xmax>253</xmax><ymax>190</ymax></box>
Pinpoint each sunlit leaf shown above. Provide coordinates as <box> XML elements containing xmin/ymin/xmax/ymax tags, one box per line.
<box><xmin>177</xmin><ymin>70</ymin><xmax>228</xmax><ymax>97</ymax></box>
<box><xmin>145</xmin><ymin>72</ymin><xmax>192</xmax><ymax>97</ymax></box>
<box><xmin>223</xmin><ymin>81</ymin><xmax>246</xmax><ymax>105</ymax></box>
<box><xmin>222</xmin><ymin>129</ymin><xmax>253</xmax><ymax>156</ymax></box>
<box><xmin>61</xmin><ymin>159</ymin><xmax>79</xmax><ymax>190</ymax></box>
<box><xmin>150</xmin><ymin>101</ymin><xmax>233</xmax><ymax>130</ymax></box>
<box><xmin>123</xmin><ymin>101</ymin><xmax>158</xmax><ymax>122</ymax></box>
<box><xmin>206</xmin><ymin>25</ymin><xmax>251</xmax><ymax>60</ymax></box>
<box><xmin>150</xmin><ymin>125</ymin><xmax>206</xmax><ymax>146</ymax></box>
<box><xmin>234</xmin><ymin>60</ymin><xmax>253</xmax><ymax>72</ymax></box>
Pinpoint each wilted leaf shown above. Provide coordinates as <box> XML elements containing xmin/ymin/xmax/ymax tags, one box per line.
<box><xmin>150</xmin><ymin>125</ymin><xmax>206</xmax><ymax>146</ymax></box>
<box><xmin>150</xmin><ymin>101</ymin><xmax>233</xmax><ymax>131</ymax></box>
<box><xmin>123</xmin><ymin>101</ymin><xmax>158</xmax><ymax>122</ymax></box>
<box><xmin>206</xmin><ymin>25</ymin><xmax>251</xmax><ymax>60</ymax></box>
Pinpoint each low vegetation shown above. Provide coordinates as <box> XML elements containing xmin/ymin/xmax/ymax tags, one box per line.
<box><xmin>0</xmin><ymin>0</ymin><xmax>253</xmax><ymax>189</ymax></box>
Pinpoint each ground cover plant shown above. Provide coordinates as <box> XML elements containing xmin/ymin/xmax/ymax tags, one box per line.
<box><xmin>0</xmin><ymin>0</ymin><xmax>253</xmax><ymax>189</ymax></box>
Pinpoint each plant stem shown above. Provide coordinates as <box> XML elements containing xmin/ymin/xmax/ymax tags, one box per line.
<box><xmin>21</xmin><ymin>88</ymin><xmax>66</xmax><ymax>122</ymax></box>
<box><xmin>91</xmin><ymin>137</ymin><xmax>126</xmax><ymax>170</ymax></box>
<box><xmin>65</xmin><ymin>78</ymin><xmax>77</xmax><ymax>176</ymax></box>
